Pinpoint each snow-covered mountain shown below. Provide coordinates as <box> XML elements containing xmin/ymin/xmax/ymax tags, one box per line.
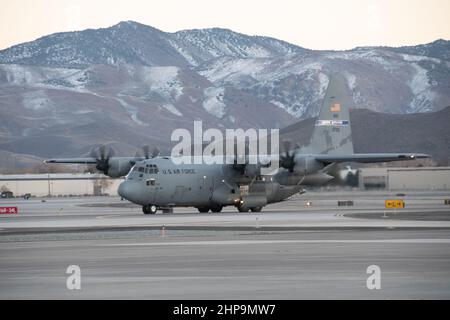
<box><xmin>0</xmin><ymin>21</ymin><xmax>449</xmax><ymax>163</ymax></box>
<box><xmin>0</xmin><ymin>21</ymin><xmax>307</xmax><ymax>68</ymax></box>
<box><xmin>198</xmin><ymin>47</ymin><xmax>450</xmax><ymax>117</ymax></box>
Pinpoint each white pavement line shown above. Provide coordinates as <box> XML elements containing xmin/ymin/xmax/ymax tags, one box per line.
<box><xmin>95</xmin><ymin>215</ymin><xmax>113</xmax><ymax>219</ymax></box>
<box><xmin>98</xmin><ymin>239</ymin><xmax>450</xmax><ymax>247</ymax></box>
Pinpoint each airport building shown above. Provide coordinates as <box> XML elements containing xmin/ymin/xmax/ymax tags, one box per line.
<box><xmin>0</xmin><ymin>173</ymin><xmax>123</xmax><ymax>197</ymax></box>
<box><xmin>359</xmin><ymin>167</ymin><xmax>450</xmax><ymax>191</ymax></box>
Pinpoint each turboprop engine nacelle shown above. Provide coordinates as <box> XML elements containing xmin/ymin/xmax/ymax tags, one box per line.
<box><xmin>104</xmin><ymin>158</ymin><xmax>135</xmax><ymax>178</ymax></box>
<box><xmin>293</xmin><ymin>155</ymin><xmax>324</xmax><ymax>174</ymax></box>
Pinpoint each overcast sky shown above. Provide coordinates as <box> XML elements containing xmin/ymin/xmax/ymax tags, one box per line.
<box><xmin>1</xmin><ymin>0</ymin><xmax>449</xmax><ymax>50</ymax></box>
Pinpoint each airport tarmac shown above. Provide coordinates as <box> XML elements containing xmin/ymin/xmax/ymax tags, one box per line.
<box><xmin>1</xmin><ymin>190</ymin><xmax>450</xmax><ymax>299</ymax></box>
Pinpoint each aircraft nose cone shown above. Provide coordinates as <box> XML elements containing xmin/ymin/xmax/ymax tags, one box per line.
<box><xmin>117</xmin><ymin>181</ymin><xmax>128</xmax><ymax>199</ymax></box>
<box><xmin>118</xmin><ymin>180</ymin><xmax>143</xmax><ymax>204</ymax></box>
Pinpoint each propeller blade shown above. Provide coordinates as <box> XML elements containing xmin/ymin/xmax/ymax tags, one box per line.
<box><xmin>106</xmin><ymin>147</ymin><xmax>115</xmax><ymax>159</ymax></box>
<box><xmin>283</xmin><ymin>140</ymin><xmax>292</xmax><ymax>155</ymax></box>
<box><xmin>88</xmin><ymin>144</ymin><xmax>116</xmax><ymax>175</ymax></box>
<box><xmin>280</xmin><ymin>140</ymin><xmax>296</xmax><ymax>172</ymax></box>
<box><xmin>151</xmin><ymin>146</ymin><xmax>160</xmax><ymax>158</ymax></box>
<box><xmin>89</xmin><ymin>144</ymin><xmax>100</xmax><ymax>159</ymax></box>
<box><xmin>140</xmin><ymin>145</ymin><xmax>150</xmax><ymax>159</ymax></box>
<box><xmin>99</xmin><ymin>145</ymin><xmax>106</xmax><ymax>160</ymax></box>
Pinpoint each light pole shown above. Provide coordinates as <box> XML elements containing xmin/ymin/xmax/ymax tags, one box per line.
<box><xmin>47</xmin><ymin>173</ymin><xmax>51</xmax><ymax>197</ymax></box>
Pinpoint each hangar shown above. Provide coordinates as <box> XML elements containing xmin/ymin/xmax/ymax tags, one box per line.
<box><xmin>0</xmin><ymin>173</ymin><xmax>122</xmax><ymax>197</ymax></box>
<box><xmin>359</xmin><ymin>167</ymin><xmax>450</xmax><ymax>191</ymax></box>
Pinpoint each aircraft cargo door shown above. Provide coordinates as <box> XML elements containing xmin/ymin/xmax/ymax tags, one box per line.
<box><xmin>172</xmin><ymin>186</ymin><xmax>186</xmax><ymax>203</ymax></box>
<box><xmin>146</xmin><ymin>178</ymin><xmax>158</xmax><ymax>203</ymax></box>
<box><xmin>198</xmin><ymin>175</ymin><xmax>213</xmax><ymax>201</ymax></box>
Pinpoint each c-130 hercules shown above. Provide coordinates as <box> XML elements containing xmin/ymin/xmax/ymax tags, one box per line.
<box><xmin>46</xmin><ymin>75</ymin><xmax>430</xmax><ymax>214</ymax></box>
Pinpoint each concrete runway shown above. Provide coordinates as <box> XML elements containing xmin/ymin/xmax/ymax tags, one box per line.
<box><xmin>1</xmin><ymin>190</ymin><xmax>450</xmax><ymax>299</ymax></box>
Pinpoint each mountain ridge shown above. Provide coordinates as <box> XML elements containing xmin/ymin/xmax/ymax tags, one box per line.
<box><xmin>0</xmin><ymin>21</ymin><xmax>309</xmax><ymax>69</ymax></box>
<box><xmin>1</xmin><ymin>21</ymin><xmax>448</xmax><ymax>62</ymax></box>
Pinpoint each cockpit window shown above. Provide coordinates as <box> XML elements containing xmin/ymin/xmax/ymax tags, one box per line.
<box><xmin>133</xmin><ymin>164</ymin><xmax>160</xmax><ymax>175</ymax></box>
<box><xmin>145</xmin><ymin>165</ymin><xmax>159</xmax><ymax>174</ymax></box>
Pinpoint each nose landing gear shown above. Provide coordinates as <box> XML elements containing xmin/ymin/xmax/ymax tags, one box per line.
<box><xmin>142</xmin><ymin>205</ymin><xmax>174</xmax><ymax>214</ymax></box>
<box><xmin>142</xmin><ymin>204</ymin><xmax>158</xmax><ymax>214</ymax></box>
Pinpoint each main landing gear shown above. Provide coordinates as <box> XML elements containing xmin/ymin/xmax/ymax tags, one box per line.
<box><xmin>197</xmin><ymin>205</ymin><xmax>223</xmax><ymax>213</ymax></box>
<box><xmin>197</xmin><ymin>205</ymin><xmax>263</xmax><ymax>213</ymax></box>
<box><xmin>237</xmin><ymin>206</ymin><xmax>263</xmax><ymax>213</ymax></box>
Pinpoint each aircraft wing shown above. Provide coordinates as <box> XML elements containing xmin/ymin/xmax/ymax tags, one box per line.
<box><xmin>44</xmin><ymin>158</ymin><xmax>97</xmax><ymax>164</ymax></box>
<box><xmin>315</xmin><ymin>153</ymin><xmax>431</xmax><ymax>164</ymax></box>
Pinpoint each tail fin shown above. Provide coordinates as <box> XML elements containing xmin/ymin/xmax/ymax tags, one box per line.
<box><xmin>302</xmin><ymin>74</ymin><xmax>354</xmax><ymax>155</ymax></box>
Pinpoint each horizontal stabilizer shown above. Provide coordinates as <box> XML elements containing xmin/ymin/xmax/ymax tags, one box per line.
<box><xmin>44</xmin><ymin>158</ymin><xmax>97</xmax><ymax>164</ymax></box>
<box><xmin>315</xmin><ymin>153</ymin><xmax>431</xmax><ymax>164</ymax></box>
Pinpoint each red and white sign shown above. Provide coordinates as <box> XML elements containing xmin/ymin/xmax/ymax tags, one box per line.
<box><xmin>0</xmin><ymin>206</ymin><xmax>18</xmax><ymax>214</ymax></box>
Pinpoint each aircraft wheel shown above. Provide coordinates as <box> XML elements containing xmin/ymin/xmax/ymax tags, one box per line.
<box><xmin>143</xmin><ymin>204</ymin><xmax>157</xmax><ymax>215</ymax></box>
<box><xmin>197</xmin><ymin>207</ymin><xmax>210</xmax><ymax>213</ymax></box>
<box><xmin>210</xmin><ymin>205</ymin><xmax>223</xmax><ymax>213</ymax></box>
<box><xmin>237</xmin><ymin>206</ymin><xmax>250</xmax><ymax>213</ymax></box>
<box><xmin>251</xmin><ymin>207</ymin><xmax>263</xmax><ymax>212</ymax></box>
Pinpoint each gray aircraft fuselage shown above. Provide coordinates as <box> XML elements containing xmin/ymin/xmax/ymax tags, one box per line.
<box><xmin>117</xmin><ymin>157</ymin><xmax>326</xmax><ymax>212</ymax></box>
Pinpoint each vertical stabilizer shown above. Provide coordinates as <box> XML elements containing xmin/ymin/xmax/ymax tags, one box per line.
<box><xmin>303</xmin><ymin>74</ymin><xmax>354</xmax><ymax>155</ymax></box>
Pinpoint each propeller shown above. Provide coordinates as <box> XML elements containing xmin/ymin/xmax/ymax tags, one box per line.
<box><xmin>89</xmin><ymin>144</ymin><xmax>116</xmax><ymax>175</ymax></box>
<box><xmin>134</xmin><ymin>145</ymin><xmax>160</xmax><ymax>161</ymax></box>
<box><xmin>324</xmin><ymin>164</ymin><xmax>359</xmax><ymax>186</ymax></box>
<box><xmin>279</xmin><ymin>140</ymin><xmax>298</xmax><ymax>172</ymax></box>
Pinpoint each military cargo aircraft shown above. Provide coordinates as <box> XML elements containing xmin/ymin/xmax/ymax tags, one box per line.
<box><xmin>46</xmin><ymin>75</ymin><xmax>430</xmax><ymax>214</ymax></box>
